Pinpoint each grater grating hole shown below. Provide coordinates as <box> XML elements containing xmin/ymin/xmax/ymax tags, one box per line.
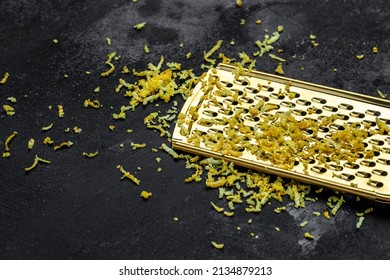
<box><xmin>378</xmin><ymin>129</ymin><xmax>389</xmax><ymax>136</ymax></box>
<box><xmin>244</xmin><ymin>87</ymin><xmax>259</xmax><ymax>93</ymax></box>
<box><xmin>368</xmin><ymin>180</ymin><xmax>384</xmax><ymax>188</ymax></box>
<box><xmin>280</xmin><ymin>101</ymin><xmax>296</xmax><ymax>108</ymax></box>
<box><xmin>303</xmin><ymin>117</ymin><xmax>318</xmax><ymax>123</ymax></box>
<box><xmin>208</xmin><ymin>100</ymin><xmax>223</xmax><ymax>107</ymax></box>
<box><xmin>350</xmin><ymin>111</ymin><xmax>365</xmax><ymax>118</ymax></box>
<box><xmin>356</xmin><ymin>171</ymin><xmax>371</xmax><ymax>178</ymax></box>
<box><xmin>231</xmin><ymin>89</ymin><xmax>244</xmax><ymax>96</ymax></box>
<box><xmin>338</xmin><ymin>103</ymin><xmax>354</xmax><ymax>110</ymax></box>
<box><xmin>296</xmin><ymin>99</ymin><xmax>312</xmax><ymax>106</ymax></box>
<box><xmin>233</xmin><ymin>78</ymin><xmax>249</xmax><ymax>86</ymax></box>
<box><xmin>323</xmin><ymin>105</ymin><xmax>338</xmax><ymax>112</ymax></box>
<box><xmin>372</xmin><ymin>169</ymin><xmax>388</xmax><ymax>176</ymax></box>
<box><xmin>311</xmin><ymin>166</ymin><xmax>327</xmax><ymax>174</ymax></box>
<box><xmin>292</xmin><ymin>109</ymin><xmax>307</xmax><ymax>116</ymax></box>
<box><xmin>328</xmin><ymin>164</ymin><xmax>343</xmax><ymax>171</ymax></box>
<box><xmin>358</xmin><ymin>152</ymin><xmax>365</xmax><ymax>158</ymax></box>
<box><xmin>244</xmin><ymin>115</ymin><xmax>260</xmax><ymax>122</ymax></box>
<box><xmin>312</xmin><ymin>97</ymin><xmax>327</xmax><ymax>104</ymax></box>
<box><xmin>270</xmin><ymin>93</ymin><xmax>284</xmax><ymax>100</ymax></box>
<box><xmin>304</xmin><ymin>129</ymin><xmax>314</xmax><ymax>135</ymax></box>
<box><xmin>344</xmin><ymin>162</ymin><xmax>359</xmax><ymax>169</ymax></box>
<box><xmin>223</xmin><ymin>98</ymin><xmax>239</xmax><ymax>106</ymax></box>
<box><xmin>362</xmin><ymin>120</ymin><xmax>377</xmax><ymax>127</ymax></box>
<box><xmin>254</xmin><ymin>95</ymin><xmax>270</xmax><ymax>102</ymax></box>
<box><xmin>377</xmin><ymin>158</ymin><xmax>390</xmax><ymax>165</ymax></box>
<box><xmin>339</xmin><ymin>173</ymin><xmax>355</xmax><ymax>181</ymax></box>
<box><xmin>207</xmin><ymin>128</ymin><xmax>223</xmax><ymax>134</ymax></box>
<box><xmin>319</xmin><ymin>126</ymin><xmax>330</xmax><ymax>133</ymax></box>
<box><xmin>336</xmin><ymin>114</ymin><xmax>349</xmax><ymax>121</ymax></box>
<box><xmin>260</xmin><ymin>113</ymin><xmax>273</xmax><ymax>119</ymax></box>
<box><xmin>198</xmin><ymin>119</ymin><xmax>213</xmax><ymax>127</ymax></box>
<box><xmin>365</xmin><ymin>110</ymin><xmax>381</xmax><ymax>116</ymax></box>
<box><xmin>346</xmin><ymin>122</ymin><xmax>361</xmax><ymax>128</ymax></box>
<box><xmin>234</xmin><ymin>106</ymin><xmax>249</xmax><ymax>113</ymax></box>
<box><xmin>381</xmin><ymin>147</ymin><xmax>390</xmax><ymax>154</ymax></box>
<box><xmin>330</xmin><ymin>124</ymin><xmax>345</xmax><ymax>131</ymax></box>
<box><xmin>361</xmin><ymin>160</ymin><xmax>376</xmax><ymax>167</ymax></box>
<box><xmin>219</xmin><ymin>80</ymin><xmax>233</xmax><ymax>88</ymax></box>
<box><xmin>262</xmin><ymin>85</ymin><xmax>274</xmax><ymax>92</ymax></box>
<box><xmin>203</xmin><ymin>110</ymin><xmax>218</xmax><ymax>117</ymax></box>
<box><xmin>240</xmin><ymin>96</ymin><xmax>255</xmax><ymax>104</ymax></box>
<box><xmin>218</xmin><ymin>108</ymin><xmax>234</xmax><ymax>116</ymax></box>
<box><xmin>194</xmin><ymin>130</ymin><xmax>207</xmax><ymax>136</ymax></box>
<box><xmin>379</xmin><ymin>118</ymin><xmax>390</xmax><ymax>124</ymax></box>
<box><xmin>369</xmin><ymin>139</ymin><xmax>385</xmax><ymax>146</ymax></box>
<box><xmin>289</xmin><ymin>92</ymin><xmax>300</xmax><ymax>98</ymax></box>
<box><xmin>308</xmin><ymin>107</ymin><xmax>323</xmax><ymax>114</ymax></box>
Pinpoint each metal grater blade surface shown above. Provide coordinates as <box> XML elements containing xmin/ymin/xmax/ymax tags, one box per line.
<box><xmin>172</xmin><ymin>64</ymin><xmax>390</xmax><ymax>203</ymax></box>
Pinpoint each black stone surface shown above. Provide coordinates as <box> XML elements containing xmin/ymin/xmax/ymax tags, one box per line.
<box><xmin>0</xmin><ymin>0</ymin><xmax>389</xmax><ymax>260</ymax></box>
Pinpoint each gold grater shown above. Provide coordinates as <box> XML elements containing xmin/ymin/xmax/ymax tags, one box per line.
<box><xmin>172</xmin><ymin>63</ymin><xmax>390</xmax><ymax>203</ymax></box>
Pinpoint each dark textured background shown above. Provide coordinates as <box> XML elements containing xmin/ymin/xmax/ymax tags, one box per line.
<box><xmin>0</xmin><ymin>0</ymin><xmax>389</xmax><ymax>260</ymax></box>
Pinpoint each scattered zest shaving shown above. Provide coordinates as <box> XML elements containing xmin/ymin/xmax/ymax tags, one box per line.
<box><xmin>84</xmin><ymin>98</ymin><xmax>101</xmax><ymax>108</ymax></box>
<box><xmin>58</xmin><ymin>105</ymin><xmax>64</xmax><ymax>118</ymax></box>
<box><xmin>313</xmin><ymin>211</ymin><xmax>321</xmax><ymax>217</ymax></box>
<box><xmin>144</xmin><ymin>44</ymin><xmax>150</xmax><ymax>54</ymax></box>
<box><xmin>376</xmin><ymin>89</ymin><xmax>387</xmax><ymax>99</ymax></box>
<box><xmin>275</xmin><ymin>62</ymin><xmax>284</xmax><ymax>75</ymax></box>
<box><xmin>82</xmin><ymin>150</ymin><xmax>99</xmax><ymax>158</ymax></box>
<box><xmin>131</xmin><ymin>142</ymin><xmax>147</xmax><ymax>150</ymax></box>
<box><xmin>274</xmin><ymin>206</ymin><xmax>286</xmax><ymax>213</ymax></box>
<box><xmin>211</xmin><ymin>241</ymin><xmax>224</xmax><ymax>250</ymax></box>
<box><xmin>101</xmin><ymin>52</ymin><xmax>116</xmax><ymax>77</ymax></box>
<box><xmin>3</xmin><ymin>131</ymin><xmax>17</xmax><ymax>158</ymax></box>
<box><xmin>269</xmin><ymin>53</ymin><xmax>286</xmax><ymax>62</ymax></box>
<box><xmin>356</xmin><ymin>54</ymin><xmax>364</xmax><ymax>60</ymax></box>
<box><xmin>25</xmin><ymin>155</ymin><xmax>51</xmax><ymax>172</ymax></box>
<box><xmin>161</xmin><ymin>143</ymin><xmax>180</xmax><ymax>159</ymax></box>
<box><xmin>211</xmin><ymin>201</ymin><xmax>224</xmax><ymax>212</ymax></box>
<box><xmin>323</xmin><ymin>211</ymin><xmax>331</xmax><ymax>220</ymax></box>
<box><xmin>7</xmin><ymin>97</ymin><xmax>17</xmax><ymax>103</ymax></box>
<box><xmin>53</xmin><ymin>141</ymin><xmax>73</xmax><ymax>151</ymax></box>
<box><xmin>356</xmin><ymin>216</ymin><xmax>365</xmax><ymax>229</ymax></box>
<box><xmin>43</xmin><ymin>136</ymin><xmax>54</xmax><ymax>145</ymax></box>
<box><xmin>300</xmin><ymin>220</ymin><xmax>309</xmax><ymax>228</ymax></box>
<box><xmin>304</xmin><ymin>232</ymin><xmax>315</xmax><ymax>240</ymax></box>
<box><xmin>134</xmin><ymin>22</ymin><xmax>146</xmax><ymax>30</ymax></box>
<box><xmin>204</xmin><ymin>40</ymin><xmax>223</xmax><ymax>65</ymax></box>
<box><xmin>376</xmin><ymin>117</ymin><xmax>390</xmax><ymax>134</ymax></box>
<box><xmin>117</xmin><ymin>165</ymin><xmax>140</xmax><ymax>185</ymax></box>
<box><xmin>42</xmin><ymin>123</ymin><xmax>54</xmax><ymax>131</ymax></box>
<box><xmin>28</xmin><ymin>138</ymin><xmax>35</xmax><ymax>150</ymax></box>
<box><xmin>3</xmin><ymin>104</ymin><xmax>15</xmax><ymax>116</ymax></box>
<box><xmin>327</xmin><ymin>195</ymin><xmax>345</xmax><ymax>216</ymax></box>
<box><xmin>140</xmin><ymin>191</ymin><xmax>152</xmax><ymax>199</ymax></box>
<box><xmin>0</xmin><ymin>72</ymin><xmax>9</xmax><ymax>84</ymax></box>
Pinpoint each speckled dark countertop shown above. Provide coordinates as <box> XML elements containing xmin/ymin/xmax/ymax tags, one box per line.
<box><xmin>0</xmin><ymin>0</ymin><xmax>389</xmax><ymax>260</ymax></box>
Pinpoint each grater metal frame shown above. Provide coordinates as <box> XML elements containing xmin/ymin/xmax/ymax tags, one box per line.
<box><xmin>172</xmin><ymin>63</ymin><xmax>390</xmax><ymax>203</ymax></box>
